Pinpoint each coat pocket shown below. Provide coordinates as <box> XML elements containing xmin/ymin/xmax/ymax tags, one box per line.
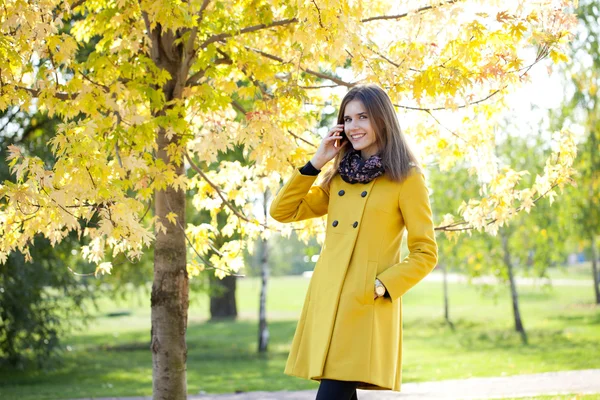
<box><xmin>363</xmin><ymin>260</ymin><xmax>378</xmax><ymax>305</ymax></box>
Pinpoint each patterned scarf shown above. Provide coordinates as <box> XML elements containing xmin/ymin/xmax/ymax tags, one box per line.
<box><xmin>338</xmin><ymin>149</ymin><xmax>385</xmax><ymax>184</ymax></box>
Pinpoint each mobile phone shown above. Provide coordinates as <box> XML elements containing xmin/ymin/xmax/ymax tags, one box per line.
<box><xmin>335</xmin><ymin>129</ymin><xmax>347</xmax><ymax>148</ymax></box>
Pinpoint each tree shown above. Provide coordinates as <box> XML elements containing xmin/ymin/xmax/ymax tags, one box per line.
<box><xmin>429</xmin><ymin>164</ymin><xmax>478</xmax><ymax>328</ymax></box>
<box><xmin>0</xmin><ymin>1</ymin><xmax>578</xmax><ymax>397</ymax></box>
<box><xmin>257</xmin><ymin>190</ymin><xmax>269</xmax><ymax>353</ymax></box>
<box><xmin>0</xmin><ymin>108</ymin><xmax>98</xmax><ymax>368</ymax></box>
<box><xmin>433</xmin><ymin>132</ymin><xmax>573</xmax><ymax>343</ymax></box>
<box><xmin>554</xmin><ymin>0</ymin><xmax>600</xmax><ymax>304</ymax></box>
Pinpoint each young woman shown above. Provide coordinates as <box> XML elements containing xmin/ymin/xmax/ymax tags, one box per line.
<box><xmin>270</xmin><ymin>84</ymin><xmax>438</xmax><ymax>400</ymax></box>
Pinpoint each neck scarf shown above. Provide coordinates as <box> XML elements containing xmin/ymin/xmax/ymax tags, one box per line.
<box><xmin>338</xmin><ymin>149</ymin><xmax>385</xmax><ymax>184</ymax></box>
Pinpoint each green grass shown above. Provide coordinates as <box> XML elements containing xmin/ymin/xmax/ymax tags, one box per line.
<box><xmin>499</xmin><ymin>396</ymin><xmax>600</xmax><ymax>400</ymax></box>
<box><xmin>545</xmin><ymin>263</ymin><xmax>597</xmax><ymax>281</ymax></box>
<box><xmin>0</xmin><ymin>276</ymin><xmax>599</xmax><ymax>400</ymax></box>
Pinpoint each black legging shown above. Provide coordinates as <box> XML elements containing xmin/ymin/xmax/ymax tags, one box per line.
<box><xmin>316</xmin><ymin>379</ymin><xmax>359</xmax><ymax>400</ymax></box>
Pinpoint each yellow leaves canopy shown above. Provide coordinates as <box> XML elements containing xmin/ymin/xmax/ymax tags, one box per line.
<box><xmin>0</xmin><ymin>0</ymin><xmax>579</xmax><ymax>275</ymax></box>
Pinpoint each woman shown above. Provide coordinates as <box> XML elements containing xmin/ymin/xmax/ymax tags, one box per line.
<box><xmin>270</xmin><ymin>84</ymin><xmax>438</xmax><ymax>400</ymax></box>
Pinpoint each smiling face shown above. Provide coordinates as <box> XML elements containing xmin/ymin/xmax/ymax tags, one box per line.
<box><xmin>343</xmin><ymin>99</ymin><xmax>379</xmax><ymax>159</ymax></box>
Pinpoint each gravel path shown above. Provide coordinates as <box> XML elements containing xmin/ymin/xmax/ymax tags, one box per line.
<box><xmin>83</xmin><ymin>369</ymin><xmax>600</xmax><ymax>400</ymax></box>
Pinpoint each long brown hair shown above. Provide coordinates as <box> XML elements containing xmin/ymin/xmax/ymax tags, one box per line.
<box><xmin>320</xmin><ymin>84</ymin><xmax>420</xmax><ymax>189</ymax></box>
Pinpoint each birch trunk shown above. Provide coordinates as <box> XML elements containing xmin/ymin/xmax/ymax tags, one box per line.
<box><xmin>501</xmin><ymin>232</ymin><xmax>527</xmax><ymax>344</ymax></box>
<box><xmin>442</xmin><ymin>264</ymin><xmax>454</xmax><ymax>330</ymax></box>
<box><xmin>258</xmin><ymin>190</ymin><xmax>270</xmax><ymax>353</ymax></box>
<box><xmin>591</xmin><ymin>234</ymin><xmax>600</xmax><ymax>304</ymax></box>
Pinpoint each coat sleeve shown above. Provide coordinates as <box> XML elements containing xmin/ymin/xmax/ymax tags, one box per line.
<box><xmin>269</xmin><ymin>168</ymin><xmax>330</xmax><ymax>223</ymax></box>
<box><xmin>377</xmin><ymin>169</ymin><xmax>438</xmax><ymax>301</ymax></box>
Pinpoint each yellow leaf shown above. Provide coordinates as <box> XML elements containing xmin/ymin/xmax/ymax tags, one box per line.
<box><xmin>166</xmin><ymin>212</ymin><xmax>178</xmax><ymax>225</ymax></box>
<box><xmin>94</xmin><ymin>262</ymin><xmax>112</xmax><ymax>276</ymax></box>
<box><xmin>549</xmin><ymin>50</ymin><xmax>569</xmax><ymax>64</ymax></box>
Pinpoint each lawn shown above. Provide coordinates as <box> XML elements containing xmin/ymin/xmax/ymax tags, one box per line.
<box><xmin>545</xmin><ymin>262</ymin><xmax>597</xmax><ymax>281</ymax></box>
<box><xmin>0</xmin><ymin>275</ymin><xmax>598</xmax><ymax>400</ymax></box>
<box><xmin>500</xmin><ymin>396</ymin><xmax>600</xmax><ymax>400</ymax></box>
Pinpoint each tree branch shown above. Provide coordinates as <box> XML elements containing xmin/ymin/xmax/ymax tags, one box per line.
<box><xmin>288</xmin><ymin>130</ymin><xmax>317</xmax><ymax>148</ymax></box>
<box><xmin>200</xmin><ymin>18</ymin><xmax>298</xmax><ymax>49</ymax></box>
<box><xmin>9</xmin><ymin>85</ymin><xmax>76</xmax><ymax>100</ymax></box>
<box><xmin>67</xmin><ymin>266</ymin><xmax>95</xmax><ymax>277</ymax></box>
<box><xmin>424</xmin><ymin>109</ymin><xmax>466</xmax><ymax>142</ymax></box>
<box><xmin>69</xmin><ymin>0</ymin><xmax>88</xmax><ymax>10</ymax></box>
<box><xmin>393</xmin><ymin>48</ymin><xmax>547</xmax><ymax>113</ymax></box>
<box><xmin>137</xmin><ymin>0</ymin><xmax>157</xmax><ymax>57</ymax></box>
<box><xmin>182</xmin><ymin>27</ymin><xmax>198</xmax><ymax>72</ymax></box>
<box><xmin>198</xmin><ymin>0</ymin><xmax>461</xmax><ymax>51</ymax></box>
<box><xmin>218</xmin><ymin>48</ymin><xmax>272</xmax><ymax>99</ymax></box>
<box><xmin>186</xmin><ymin>56</ymin><xmax>231</xmax><ymax>86</ymax></box>
<box><xmin>231</xmin><ymin>100</ymin><xmax>247</xmax><ymax>114</ymax></box>
<box><xmin>361</xmin><ymin>0</ymin><xmax>462</xmax><ymax>23</ymax></box>
<box><xmin>80</xmin><ymin>71</ymin><xmax>110</xmax><ymax>92</ymax></box>
<box><xmin>230</xmin><ymin>98</ymin><xmax>316</xmax><ymax>147</ymax></box>
<box><xmin>198</xmin><ymin>0</ymin><xmax>211</xmax><ymax>23</ymax></box>
<box><xmin>435</xmin><ymin>181</ymin><xmax>562</xmax><ymax>232</ymax></box>
<box><xmin>299</xmin><ymin>84</ymin><xmax>340</xmax><ymax>89</ymax></box>
<box><xmin>242</xmin><ymin>45</ymin><xmax>356</xmax><ymax>87</ymax></box>
<box><xmin>311</xmin><ymin>0</ymin><xmax>324</xmax><ymax>28</ymax></box>
<box><xmin>163</xmin><ymin>194</ymin><xmax>246</xmax><ymax>277</ymax></box>
<box><xmin>185</xmin><ymin>152</ymin><xmax>267</xmax><ymax>227</ymax></box>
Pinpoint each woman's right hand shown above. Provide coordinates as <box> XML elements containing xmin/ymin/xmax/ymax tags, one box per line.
<box><xmin>310</xmin><ymin>124</ymin><xmax>349</xmax><ymax>170</ymax></box>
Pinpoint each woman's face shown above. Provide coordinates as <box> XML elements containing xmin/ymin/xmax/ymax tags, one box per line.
<box><xmin>343</xmin><ymin>99</ymin><xmax>379</xmax><ymax>159</ymax></box>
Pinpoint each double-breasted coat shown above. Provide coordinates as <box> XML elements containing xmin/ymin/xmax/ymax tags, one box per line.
<box><xmin>269</xmin><ymin>166</ymin><xmax>438</xmax><ymax>391</ymax></box>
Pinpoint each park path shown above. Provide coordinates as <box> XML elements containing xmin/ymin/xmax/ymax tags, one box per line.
<box><xmin>87</xmin><ymin>369</ymin><xmax>600</xmax><ymax>400</ymax></box>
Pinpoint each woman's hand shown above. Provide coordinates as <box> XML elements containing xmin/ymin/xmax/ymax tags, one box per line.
<box><xmin>310</xmin><ymin>124</ymin><xmax>349</xmax><ymax>170</ymax></box>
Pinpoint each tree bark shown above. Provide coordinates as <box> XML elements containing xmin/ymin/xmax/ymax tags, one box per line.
<box><xmin>591</xmin><ymin>234</ymin><xmax>600</xmax><ymax>305</ymax></box>
<box><xmin>148</xmin><ymin>22</ymin><xmax>193</xmax><ymax>399</ymax></box>
<box><xmin>258</xmin><ymin>190</ymin><xmax>270</xmax><ymax>353</ymax></box>
<box><xmin>501</xmin><ymin>232</ymin><xmax>527</xmax><ymax>344</ymax></box>
<box><xmin>151</xmin><ymin>128</ymin><xmax>189</xmax><ymax>400</ymax></box>
<box><xmin>441</xmin><ymin>264</ymin><xmax>454</xmax><ymax>330</ymax></box>
<box><xmin>209</xmin><ymin>275</ymin><xmax>237</xmax><ymax>320</ymax></box>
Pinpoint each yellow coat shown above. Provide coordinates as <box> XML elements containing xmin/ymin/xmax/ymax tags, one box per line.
<box><xmin>270</xmin><ymin>166</ymin><xmax>438</xmax><ymax>391</ymax></box>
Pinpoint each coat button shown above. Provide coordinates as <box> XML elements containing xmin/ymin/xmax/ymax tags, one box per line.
<box><xmin>338</xmin><ymin>190</ymin><xmax>345</xmax><ymax>196</ymax></box>
<box><xmin>332</xmin><ymin>220</ymin><xmax>339</xmax><ymax>227</ymax></box>
<box><xmin>361</xmin><ymin>191</ymin><xmax>367</xmax><ymax>197</ymax></box>
<box><xmin>353</xmin><ymin>221</ymin><xmax>358</xmax><ymax>228</ymax></box>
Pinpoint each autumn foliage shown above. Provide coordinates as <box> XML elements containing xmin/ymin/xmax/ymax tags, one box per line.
<box><xmin>0</xmin><ymin>0</ymin><xmax>578</xmax><ymax>275</ymax></box>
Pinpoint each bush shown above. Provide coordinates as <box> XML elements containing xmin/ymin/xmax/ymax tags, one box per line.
<box><xmin>0</xmin><ymin>235</ymin><xmax>97</xmax><ymax>369</ymax></box>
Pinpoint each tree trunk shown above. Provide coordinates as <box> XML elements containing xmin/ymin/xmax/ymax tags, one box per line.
<box><xmin>591</xmin><ymin>234</ymin><xmax>600</xmax><ymax>305</ymax></box>
<box><xmin>149</xmin><ymin>35</ymin><xmax>191</xmax><ymax>397</ymax></box>
<box><xmin>209</xmin><ymin>275</ymin><xmax>237</xmax><ymax>320</ymax></box>
<box><xmin>258</xmin><ymin>190</ymin><xmax>270</xmax><ymax>353</ymax></box>
<box><xmin>145</xmin><ymin>18</ymin><xmax>196</xmax><ymax>400</ymax></box>
<box><xmin>441</xmin><ymin>264</ymin><xmax>454</xmax><ymax>330</ymax></box>
<box><xmin>151</xmin><ymin>128</ymin><xmax>189</xmax><ymax>399</ymax></box>
<box><xmin>501</xmin><ymin>232</ymin><xmax>527</xmax><ymax>344</ymax></box>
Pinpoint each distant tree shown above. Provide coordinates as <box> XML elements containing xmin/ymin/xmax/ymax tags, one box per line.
<box><xmin>554</xmin><ymin>0</ymin><xmax>600</xmax><ymax>304</ymax></box>
<box><xmin>430</xmin><ymin>165</ymin><xmax>478</xmax><ymax>328</ymax></box>
<box><xmin>432</xmin><ymin>132</ymin><xmax>572</xmax><ymax>343</ymax></box>
<box><xmin>257</xmin><ymin>190</ymin><xmax>269</xmax><ymax>353</ymax></box>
